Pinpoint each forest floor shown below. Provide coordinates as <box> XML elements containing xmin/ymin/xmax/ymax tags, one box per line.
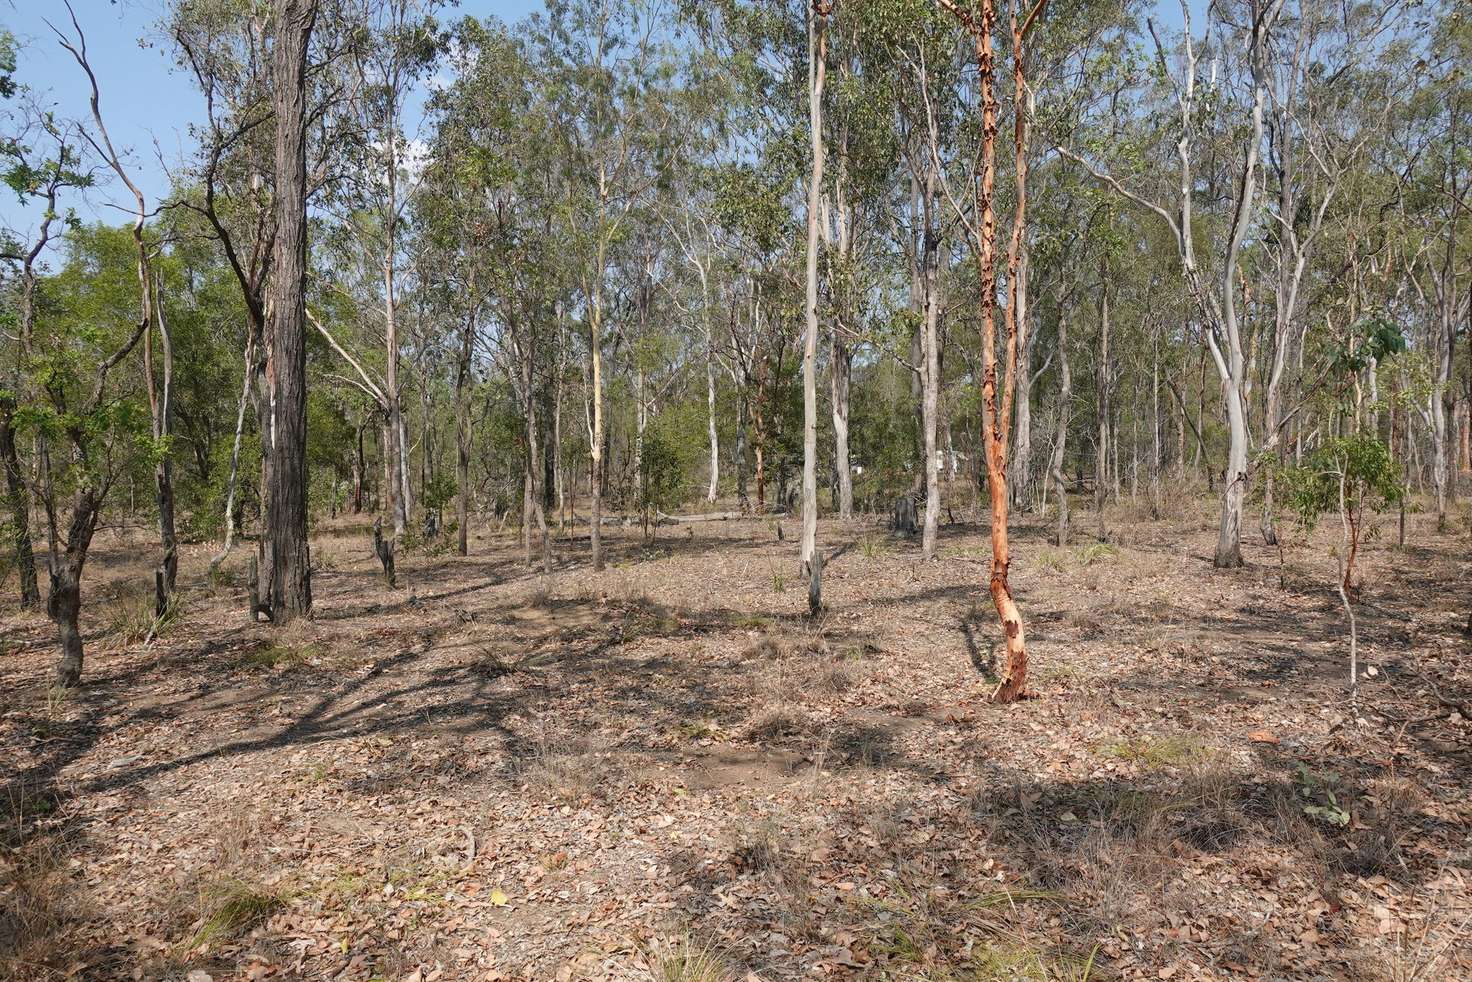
<box><xmin>2</xmin><ymin>491</ymin><xmax>1471</xmax><ymax>981</ymax></box>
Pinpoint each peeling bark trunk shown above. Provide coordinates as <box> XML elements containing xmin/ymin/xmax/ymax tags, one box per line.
<box><xmin>941</xmin><ymin>0</ymin><xmax>1028</xmax><ymax>702</ymax></box>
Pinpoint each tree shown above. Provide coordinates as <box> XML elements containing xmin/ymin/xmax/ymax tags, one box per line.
<box><xmin>934</xmin><ymin>0</ymin><xmax>1042</xmax><ymax>703</ymax></box>
<box><xmin>800</xmin><ymin>0</ymin><xmax>830</xmax><ymax>614</ymax></box>
<box><xmin>55</xmin><ymin>7</ymin><xmax>179</xmax><ymax>610</ymax></box>
<box><xmin>1060</xmin><ymin>0</ymin><xmax>1286</xmax><ymax>569</ymax></box>
<box><xmin>1</xmin><ymin>95</ymin><xmax>90</xmax><ymax>609</ymax></box>
<box><xmin>1284</xmin><ymin>437</ymin><xmax>1403</xmax><ymax>690</ymax></box>
<box><xmin>264</xmin><ymin>0</ymin><xmax>319</xmax><ymax>622</ymax></box>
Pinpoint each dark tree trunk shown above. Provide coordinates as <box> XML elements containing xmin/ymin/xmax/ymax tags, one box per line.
<box><xmin>50</xmin><ymin>492</ymin><xmax>101</xmax><ymax>688</ymax></box>
<box><xmin>0</xmin><ymin>396</ymin><xmax>39</xmax><ymax>607</ymax></box>
<box><xmin>353</xmin><ymin>421</ymin><xmax>365</xmax><ymax>515</ymax></box>
<box><xmin>264</xmin><ymin>0</ymin><xmax>317</xmax><ymax>622</ymax></box>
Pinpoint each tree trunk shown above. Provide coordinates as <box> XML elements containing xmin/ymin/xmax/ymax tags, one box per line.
<box><xmin>523</xmin><ymin>329</ymin><xmax>550</xmax><ymax>574</ymax></box>
<box><xmin>49</xmin><ymin>490</ymin><xmax>101</xmax><ymax>688</ymax></box>
<box><xmin>0</xmin><ymin>396</ymin><xmax>39</xmax><ymax>606</ymax></box>
<box><xmin>1011</xmin><ymin>234</ymin><xmax>1033</xmax><ymax>511</ymax></box>
<box><xmin>1051</xmin><ymin>314</ymin><xmax>1072</xmax><ymax>546</ymax></box>
<box><xmin>456</xmin><ymin>312</ymin><xmax>474</xmax><ymax>557</ymax></box>
<box><xmin>1214</xmin><ymin>381</ymin><xmax>1249</xmax><ymax>567</ymax></box>
<box><xmin>148</xmin><ymin>276</ymin><xmax>178</xmax><ymax>600</ymax></box>
<box><xmin>588</xmin><ymin>167</ymin><xmax>609</xmax><ymax>572</ymax></box>
<box><xmin>353</xmin><ymin>420</ymin><xmax>365</xmax><ymax>515</ymax></box>
<box><xmin>1095</xmin><ymin>277</ymin><xmax>1111</xmax><ymax>540</ymax></box>
<box><xmin>264</xmin><ymin>0</ymin><xmax>317</xmax><ymax>622</ymax></box>
<box><xmin>735</xmin><ymin>393</ymin><xmax>749</xmax><ymax>511</ymax></box>
<box><xmin>919</xmin><ymin>166</ymin><xmax>942</xmax><ymax>561</ymax></box>
<box><xmin>800</xmin><ymin>3</ymin><xmax>827</xmax><ymax>613</ymax></box>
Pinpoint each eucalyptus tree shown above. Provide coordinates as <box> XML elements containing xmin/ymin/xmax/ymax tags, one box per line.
<box><xmin>933</xmin><ymin>0</ymin><xmax>1044</xmax><ymax>702</ymax></box>
<box><xmin>263</xmin><ymin>0</ymin><xmax>320</xmax><ymax>621</ymax></box>
<box><xmin>1060</xmin><ymin>0</ymin><xmax>1285</xmax><ymax>568</ymax></box>
<box><xmin>541</xmin><ymin>0</ymin><xmax>676</xmax><ymax>571</ymax></box>
<box><xmin>866</xmin><ymin>0</ymin><xmax>964</xmax><ymax>560</ymax></box>
<box><xmin>331</xmin><ymin>0</ymin><xmax>440</xmax><ymax>541</ymax></box>
<box><xmin>168</xmin><ymin>0</ymin><xmax>362</xmax><ymax>591</ymax></box>
<box><xmin>167</xmin><ymin>0</ymin><xmax>278</xmax><ymax>574</ymax></box>
<box><xmin>799</xmin><ymin>0</ymin><xmax>830</xmax><ymax>612</ymax></box>
<box><xmin>18</xmin><ymin>224</ymin><xmax>152</xmax><ymax>686</ymax></box>
<box><xmin>55</xmin><ymin>7</ymin><xmax>181</xmax><ymax>609</ymax></box>
<box><xmin>1403</xmin><ymin>9</ymin><xmax>1471</xmax><ymax>531</ymax></box>
<box><xmin>1246</xmin><ymin>0</ymin><xmax>1409</xmax><ymax>543</ymax></box>
<box><xmin>0</xmin><ymin>98</ymin><xmax>91</xmax><ymax>609</ymax></box>
<box><xmin>419</xmin><ymin>15</ymin><xmax>523</xmax><ymax>555</ymax></box>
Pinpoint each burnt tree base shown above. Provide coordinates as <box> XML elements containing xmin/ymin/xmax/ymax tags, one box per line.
<box><xmin>891</xmin><ymin>496</ymin><xmax>917</xmax><ymax>536</ymax></box>
<box><xmin>373</xmin><ymin>518</ymin><xmax>397</xmax><ymax>588</ymax></box>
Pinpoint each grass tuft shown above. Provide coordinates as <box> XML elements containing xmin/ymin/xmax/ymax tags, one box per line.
<box><xmin>1075</xmin><ymin>542</ymin><xmax>1119</xmax><ymax>566</ymax></box>
<box><xmin>187</xmin><ymin>877</ymin><xmax>285</xmax><ymax>950</ymax></box>
<box><xmin>646</xmin><ymin>935</ymin><xmax>737</xmax><ymax>982</ymax></box>
<box><xmin>1101</xmin><ymin>734</ymin><xmax>1211</xmax><ymax>770</ymax></box>
<box><xmin>106</xmin><ymin>580</ymin><xmax>184</xmax><ymax>644</ymax></box>
<box><xmin>239</xmin><ymin>640</ymin><xmax>325</xmax><ymax>669</ymax></box>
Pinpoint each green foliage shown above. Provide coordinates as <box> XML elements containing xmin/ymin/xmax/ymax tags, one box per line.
<box><xmin>1294</xmin><ymin>763</ymin><xmax>1350</xmax><ymax>828</ymax></box>
<box><xmin>638</xmin><ymin>430</ymin><xmax>685</xmax><ymax>523</ymax></box>
<box><xmin>0</xmin><ymin>29</ymin><xmax>16</xmax><ymax>100</ymax></box>
<box><xmin>423</xmin><ymin>471</ymin><xmax>458</xmax><ymax>514</ymax></box>
<box><xmin>1281</xmin><ymin>437</ymin><xmax>1403</xmax><ymax>530</ymax></box>
<box><xmin>1332</xmin><ymin>315</ymin><xmax>1408</xmax><ymax>374</ymax></box>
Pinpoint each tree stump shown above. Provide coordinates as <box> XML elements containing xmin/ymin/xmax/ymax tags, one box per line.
<box><xmin>891</xmin><ymin>496</ymin><xmax>917</xmax><ymax>536</ymax></box>
<box><xmin>373</xmin><ymin>517</ymin><xmax>397</xmax><ymax>588</ymax></box>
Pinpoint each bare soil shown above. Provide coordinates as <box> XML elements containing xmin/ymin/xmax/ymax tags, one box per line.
<box><xmin>2</xmin><ymin>496</ymin><xmax>1470</xmax><ymax>981</ymax></box>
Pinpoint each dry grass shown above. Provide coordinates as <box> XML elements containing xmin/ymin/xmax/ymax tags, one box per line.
<box><xmin>103</xmin><ymin>579</ymin><xmax>183</xmax><ymax>645</ymax></box>
<box><xmin>743</xmin><ymin>704</ymin><xmax>806</xmax><ymax>742</ymax></box>
<box><xmin>0</xmin><ymin>779</ymin><xmax>81</xmax><ymax>979</ymax></box>
<box><xmin>515</xmin><ymin>735</ymin><xmax>622</xmax><ymax>804</ymax></box>
<box><xmin>643</xmin><ymin>935</ymin><xmax>738</xmax><ymax>982</ymax></box>
<box><xmin>730</xmin><ymin>818</ymin><xmax>784</xmax><ymax>873</ymax></box>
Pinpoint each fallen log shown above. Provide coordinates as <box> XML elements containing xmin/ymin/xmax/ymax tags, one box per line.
<box><xmin>655</xmin><ymin>510</ymin><xmax>741</xmax><ymax>524</ymax></box>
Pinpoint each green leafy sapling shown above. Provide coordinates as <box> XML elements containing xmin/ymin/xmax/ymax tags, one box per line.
<box><xmin>1283</xmin><ymin>437</ymin><xmax>1404</xmax><ymax>690</ymax></box>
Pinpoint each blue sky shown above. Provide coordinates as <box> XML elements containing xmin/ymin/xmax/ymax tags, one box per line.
<box><xmin>0</xmin><ymin>0</ymin><xmax>542</xmax><ymax>241</ymax></box>
<box><xmin>2</xmin><ymin>0</ymin><xmax>1195</xmax><ymax>254</ymax></box>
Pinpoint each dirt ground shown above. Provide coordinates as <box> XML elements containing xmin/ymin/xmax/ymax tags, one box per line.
<box><xmin>2</xmin><ymin>493</ymin><xmax>1470</xmax><ymax>981</ymax></box>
